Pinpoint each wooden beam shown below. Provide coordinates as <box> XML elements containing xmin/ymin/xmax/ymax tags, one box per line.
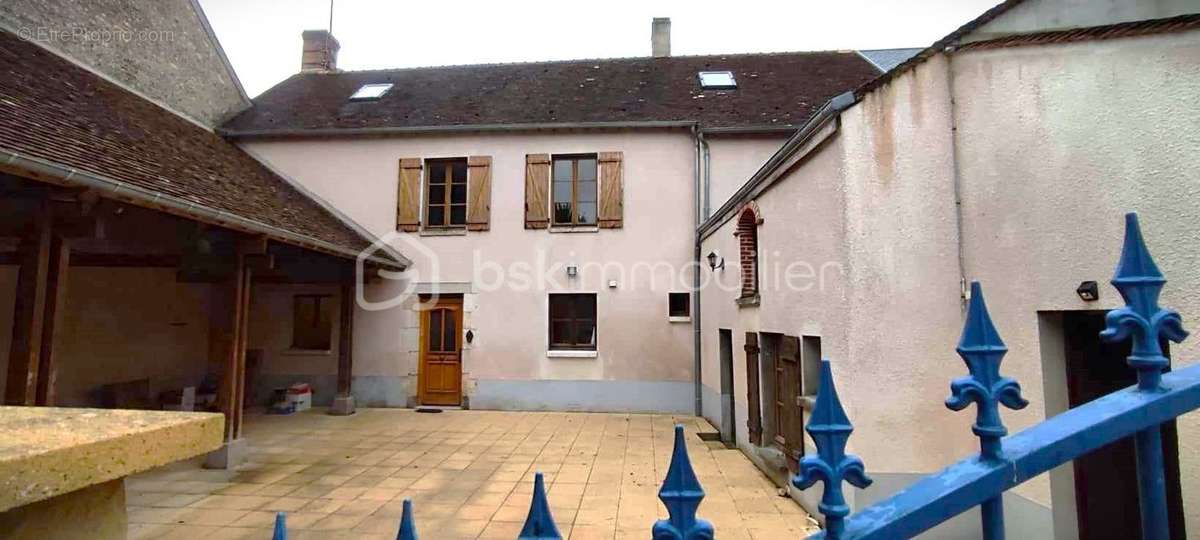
<box><xmin>4</xmin><ymin>206</ymin><xmax>51</xmax><ymax>405</ymax></box>
<box><xmin>35</xmin><ymin>237</ymin><xmax>69</xmax><ymax>406</ymax></box>
<box><xmin>337</xmin><ymin>280</ymin><xmax>355</xmax><ymax>397</ymax></box>
<box><xmin>71</xmin><ymin>253</ymin><xmax>180</xmax><ymax>268</ymax></box>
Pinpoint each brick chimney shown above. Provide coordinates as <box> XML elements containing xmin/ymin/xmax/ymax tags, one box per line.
<box><xmin>301</xmin><ymin>30</ymin><xmax>340</xmax><ymax>72</ymax></box>
<box><xmin>652</xmin><ymin>18</ymin><xmax>671</xmax><ymax>57</ymax></box>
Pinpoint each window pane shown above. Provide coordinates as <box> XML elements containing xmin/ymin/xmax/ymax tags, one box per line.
<box><xmin>577</xmin><ymin>179</ymin><xmax>597</xmax><ymax>203</ymax></box>
<box><xmin>576</xmin><ymin>295</ymin><xmax>596</xmax><ymax>318</ymax></box>
<box><xmin>552</xmin><ymin>180</ymin><xmax>572</xmax><ymax>204</ymax></box>
<box><xmin>553</xmin><ymin>202</ymin><xmax>573</xmax><ymax>224</ymax></box>
<box><xmin>429</xmin><ymin>310</ymin><xmax>443</xmax><ymax>351</ymax></box>
<box><xmin>451</xmin><ymin>184</ymin><xmax>467</xmax><ymax>204</ymax></box>
<box><xmin>452</xmin><ymin>161</ymin><xmax>468</xmax><ymax>184</ymax></box>
<box><xmin>429</xmin><ymin>184</ymin><xmax>446</xmax><ymax>205</ymax></box>
<box><xmin>549</xmin><ymin>295</ymin><xmax>570</xmax><ymax>319</ymax></box>
<box><xmin>428</xmin><ymin>206</ymin><xmax>445</xmax><ymax>226</ymax></box>
<box><xmin>576</xmin><ymin>202</ymin><xmax>597</xmax><ymax>225</ymax></box>
<box><xmin>553</xmin><ymin>159</ymin><xmax>572</xmax><ymax>183</ymax></box>
<box><xmin>450</xmin><ymin>205</ymin><xmax>466</xmax><ymax>225</ymax></box>
<box><xmin>428</xmin><ymin>164</ymin><xmax>445</xmax><ymax>184</ymax></box>
<box><xmin>576</xmin><ymin>320</ymin><xmax>596</xmax><ymax>346</ymax></box>
<box><xmin>669</xmin><ymin>293</ymin><xmax>689</xmax><ymax>317</ymax></box>
<box><xmin>578</xmin><ymin>158</ymin><xmax>597</xmax><ymax>181</ymax></box>
<box><xmin>443</xmin><ymin>312</ymin><xmax>456</xmax><ymax>351</ymax></box>
<box><xmin>551</xmin><ymin>321</ymin><xmax>571</xmax><ymax>345</ymax></box>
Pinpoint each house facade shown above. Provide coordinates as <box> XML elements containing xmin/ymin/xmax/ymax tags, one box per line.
<box><xmin>220</xmin><ymin>29</ymin><xmax>883</xmax><ymax>412</ymax></box>
<box><xmin>696</xmin><ymin>0</ymin><xmax>1200</xmax><ymax>537</ymax></box>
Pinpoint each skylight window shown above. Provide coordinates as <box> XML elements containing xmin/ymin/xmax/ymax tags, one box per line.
<box><xmin>349</xmin><ymin>83</ymin><xmax>393</xmax><ymax>101</ymax></box>
<box><xmin>698</xmin><ymin>71</ymin><xmax>737</xmax><ymax>89</ymax></box>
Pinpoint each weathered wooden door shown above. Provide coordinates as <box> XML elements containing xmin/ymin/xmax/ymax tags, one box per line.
<box><xmin>777</xmin><ymin>335</ymin><xmax>804</xmax><ymax>471</ymax></box>
<box><xmin>745</xmin><ymin>333</ymin><xmax>763</xmax><ymax>445</ymax></box>
<box><xmin>419</xmin><ymin>298</ymin><xmax>463</xmax><ymax>406</ymax></box>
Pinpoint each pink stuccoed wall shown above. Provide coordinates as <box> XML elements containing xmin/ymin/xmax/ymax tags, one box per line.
<box><xmin>241</xmin><ymin>130</ymin><xmax>774</xmax><ymax>406</ymax></box>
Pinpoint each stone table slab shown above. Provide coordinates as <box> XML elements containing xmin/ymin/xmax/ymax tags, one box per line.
<box><xmin>0</xmin><ymin>406</ymin><xmax>223</xmax><ymax>512</ymax></box>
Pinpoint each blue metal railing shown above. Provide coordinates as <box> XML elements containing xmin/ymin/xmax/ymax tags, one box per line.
<box><xmin>799</xmin><ymin>213</ymin><xmax>1197</xmax><ymax>539</ymax></box>
<box><xmin>265</xmin><ymin>212</ymin><xmax>1197</xmax><ymax>540</ymax></box>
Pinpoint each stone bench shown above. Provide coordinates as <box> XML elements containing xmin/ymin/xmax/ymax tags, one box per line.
<box><xmin>0</xmin><ymin>406</ymin><xmax>223</xmax><ymax>539</ymax></box>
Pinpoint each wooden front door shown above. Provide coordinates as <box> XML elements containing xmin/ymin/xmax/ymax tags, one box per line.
<box><xmin>419</xmin><ymin>299</ymin><xmax>463</xmax><ymax>406</ymax></box>
<box><xmin>1063</xmin><ymin>311</ymin><xmax>1186</xmax><ymax>539</ymax></box>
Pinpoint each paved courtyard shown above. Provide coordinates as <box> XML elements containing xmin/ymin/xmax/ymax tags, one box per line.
<box><xmin>125</xmin><ymin>409</ymin><xmax>815</xmax><ymax>539</ymax></box>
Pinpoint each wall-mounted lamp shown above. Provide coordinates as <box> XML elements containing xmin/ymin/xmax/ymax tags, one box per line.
<box><xmin>706</xmin><ymin>251</ymin><xmax>724</xmax><ymax>271</ymax></box>
<box><xmin>566</xmin><ymin>265</ymin><xmax>578</xmax><ymax>278</ymax></box>
<box><xmin>1076</xmin><ymin>280</ymin><xmax>1099</xmax><ymax>302</ymax></box>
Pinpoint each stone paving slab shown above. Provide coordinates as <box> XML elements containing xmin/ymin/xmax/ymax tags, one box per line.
<box><xmin>125</xmin><ymin>408</ymin><xmax>817</xmax><ymax>539</ymax></box>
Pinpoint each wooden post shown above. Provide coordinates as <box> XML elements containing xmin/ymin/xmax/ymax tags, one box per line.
<box><xmin>5</xmin><ymin>206</ymin><xmax>51</xmax><ymax>405</ymax></box>
<box><xmin>329</xmin><ymin>277</ymin><xmax>356</xmax><ymax>415</ymax></box>
<box><xmin>34</xmin><ymin>236</ymin><xmax>69</xmax><ymax>406</ymax></box>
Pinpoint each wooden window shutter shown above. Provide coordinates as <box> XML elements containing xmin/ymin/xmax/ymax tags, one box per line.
<box><xmin>779</xmin><ymin>335</ymin><xmax>803</xmax><ymax>471</ymax></box>
<box><xmin>466</xmin><ymin>156</ymin><xmax>492</xmax><ymax>231</ymax></box>
<box><xmin>524</xmin><ymin>154</ymin><xmax>551</xmax><ymax>229</ymax></box>
<box><xmin>597</xmin><ymin>151</ymin><xmax>624</xmax><ymax>228</ymax></box>
<box><xmin>396</xmin><ymin>158</ymin><xmax>423</xmax><ymax>232</ymax></box>
<box><xmin>745</xmin><ymin>332</ymin><xmax>763</xmax><ymax>446</ymax></box>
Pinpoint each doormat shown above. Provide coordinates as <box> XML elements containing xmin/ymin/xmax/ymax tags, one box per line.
<box><xmin>415</xmin><ymin>407</ymin><xmax>444</xmax><ymax>413</ymax></box>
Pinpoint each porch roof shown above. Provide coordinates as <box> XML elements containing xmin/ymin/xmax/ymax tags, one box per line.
<box><xmin>0</xmin><ymin>30</ymin><xmax>406</xmax><ymax>269</ymax></box>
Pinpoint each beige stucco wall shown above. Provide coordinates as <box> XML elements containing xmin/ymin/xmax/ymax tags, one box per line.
<box><xmin>52</xmin><ymin>267</ymin><xmax>213</xmax><ymax>407</ymax></box>
<box><xmin>242</xmin><ymin>131</ymin><xmax>699</xmax><ymax>404</ymax></box>
<box><xmin>248</xmin><ymin>283</ymin><xmax>344</xmax><ymax>379</ymax></box>
<box><xmin>952</xmin><ymin>28</ymin><xmax>1200</xmax><ymax>523</ymax></box>
<box><xmin>704</xmin><ymin>134</ymin><xmax>791</xmax><ymax>217</ymax></box>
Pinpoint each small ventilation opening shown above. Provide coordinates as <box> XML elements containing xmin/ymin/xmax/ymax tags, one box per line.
<box><xmin>698</xmin><ymin>71</ymin><xmax>737</xmax><ymax>89</ymax></box>
<box><xmin>349</xmin><ymin>83</ymin><xmax>393</xmax><ymax>101</ymax></box>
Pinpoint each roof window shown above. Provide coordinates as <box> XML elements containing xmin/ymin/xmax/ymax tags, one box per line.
<box><xmin>349</xmin><ymin>83</ymin><xmax>393</xmax><ymax>101</ymax></box>
<box><xmin>698</xmin><ymin>71</ymin><xmax>737</xmax><ymax>89</ymax></box>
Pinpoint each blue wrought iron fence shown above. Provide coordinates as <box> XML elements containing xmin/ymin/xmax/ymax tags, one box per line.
<box><xmin>798</xmin><ymin>212</ymin><xmax>1199</xmax><ymax>540</ymax></box>
<box><xmin>267</xmin><ymin>212</ymin><xmax>1198</xmax><ymax>540</ymax></box>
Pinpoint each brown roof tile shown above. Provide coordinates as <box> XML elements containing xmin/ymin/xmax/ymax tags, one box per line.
<box><xmin>0</xmin><ymin>30</ymin><xmax>399</xmax><ymax>266</ymax></box>
<box><xmin>221</xmin><ymin>52</ymin><xmax>881</xmax><ymax>135</ymax></box>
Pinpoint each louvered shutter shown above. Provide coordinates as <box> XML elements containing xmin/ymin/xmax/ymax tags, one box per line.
<box><xmin>397</xmin><ymin>158</ymin><xmax>423</xmax><ymax>232</ymax></box>
<box><xmin>524</xmin><ymin>154</ymin><xmax>550</xmax><ymax>229</ymax></box>
<box><xmin>466</xmin><ymin>156</ymin><xmax>492</xmax><ymax>231</ymax></box>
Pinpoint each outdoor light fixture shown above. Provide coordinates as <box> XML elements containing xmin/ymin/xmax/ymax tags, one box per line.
<box><xmin>1076</xmin><ymin>280</ymin><xmax>1099</xmax><ymax>301</ymax></box>
<box><xmin>566</xmin><ymin>265</ymin><xmax>578</xmax><ymax>278</ymax></box>
<box><xmin>706</xmin><ymin>251</ymin><xmax>724</xmax><ymax>271</ymax></box>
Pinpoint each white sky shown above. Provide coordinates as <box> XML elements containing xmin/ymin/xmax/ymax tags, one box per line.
<box><xmin>198</xmin><ymin>0</ymin><xmax>1001</xmax><ymax>97</ymax></box>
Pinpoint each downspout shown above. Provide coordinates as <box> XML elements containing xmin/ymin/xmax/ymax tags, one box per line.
<box><xmin>692</xmin><ymin>125</ymin><xmax>704</xmax><ymax>417</ymax></box>
<box><xmin>942</xmin><ymin>47</ymin><xmax>969</xmax><ymax>304</ymax></box>
<box><xmin>700</xmin><ymin>131</ymin><xmax>712</xmax><ymax>220</ymax></box>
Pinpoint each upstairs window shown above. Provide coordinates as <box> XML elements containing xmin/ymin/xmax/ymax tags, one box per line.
<box><xmin>425</xmin><ymin>158</ymin><xmax>469</xmax><ymax>228</ymax></box>
<box><xmin>349</xmin><ymin>83</ymin><xmax>393</xmax><ymax>101</ymax></box>
<box><xmin>549</xmin><ymin>293</ymin><xmax>597</xmax><ymax>350</ymax></box>
<box><xmin>552</xmin><ymin>154</ymin><xmax>598</xmax><ymax>226</ymax></box>
<box><xmin>698</xmin><ymin>71</ymin><xmax>737</xmax><ymax>89</ymax></box>
<box><xmin>737</xmin><ymin>206</ymin><xmax>760</xmax><ymax>300</ymax></box>
<box><xmin>669</xmin><ymin>292</ymin><xmax>691</xmax><ymax>319</ymax></box>
<box><xmin>292</xmin><ymin>295</ymin><xmax>333</xmax><ymax>351</ymax></box>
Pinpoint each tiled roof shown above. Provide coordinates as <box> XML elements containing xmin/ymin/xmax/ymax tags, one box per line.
<box><xmin>221</xmin><ymin>52</ymin><xmax>882</xmax><ymax>135</ymax></box>
<box><xmin>954</xmin><ymin>13</ymin><xmax>1200</xmax><ymax>51</ymax></box>
<box><xmin>0</xmin><ymin>30</ymin><xmax>401</xmax><ymax>267</ymax></box>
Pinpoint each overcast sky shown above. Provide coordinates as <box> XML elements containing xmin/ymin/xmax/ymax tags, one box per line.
<box><xmin>198</xmin><ymin>0</ymin><xmax>1000</xmax><ymax>97</ymax></box>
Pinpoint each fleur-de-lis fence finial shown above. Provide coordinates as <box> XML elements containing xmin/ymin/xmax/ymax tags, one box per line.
<box><xmin>946</xmin><ymin>281</ymin><xmax>1028</xmax><ymax>461</ymax></box>
<box><xmin>652</xmin><ymin>424</ymin><xmax>714</xmax><ymax>540</ymax></box>
<box><xmin>397</xmin><ymin>498</ymin><xmax>418</xmax><ymax>540</ymax></box>
<box><xmin>272</xmin><ymin>512</ymin><xmax>286</xmax><ymax>540</ymax></box>
<box><xmin>794</xmin><ymin>359</ymin><xmax>872</xmax><ymax>539</ymax></box>
<box><xmin>1101</xmin><ymin>213</ymin><xmax>1189</xmax><ymax>391</ymax></box>
<box><xmin>518</xmin><ymin>472</ymin><xmax>562</xmax><ymax>540</ymax></box>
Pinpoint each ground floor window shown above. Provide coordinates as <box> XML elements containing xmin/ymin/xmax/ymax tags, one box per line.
<box><xmin>549</xmin><ymin>293</ymin><xmax>597</xmax><ymax>350</ymax></box>
<box><xmin>292</xmin><ymin>294</ymin><xmax>333</xmax><ymax>350</ymax></box>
